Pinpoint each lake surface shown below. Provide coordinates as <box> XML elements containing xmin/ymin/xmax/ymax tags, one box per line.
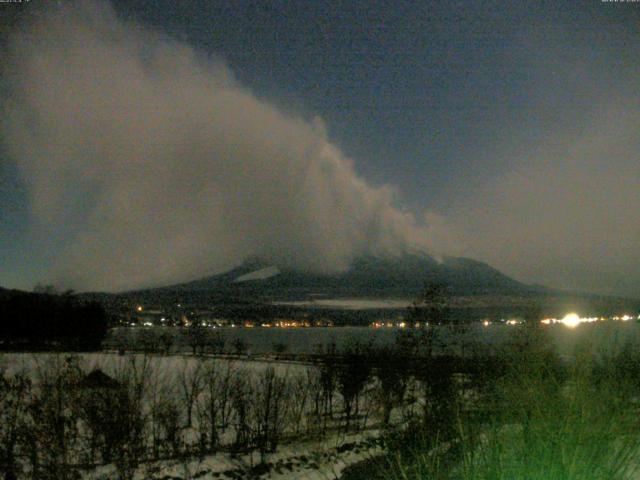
<box><xmin>110</xmin><ymin>321</ymin><xmax>640</xmax><ymax>357</ymax></box>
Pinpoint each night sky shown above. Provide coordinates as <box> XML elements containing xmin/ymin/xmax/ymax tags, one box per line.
<box><xmin>1</xmin><ymin>0</ymin><xmax>638</xmax><ymax>296</ymax></box>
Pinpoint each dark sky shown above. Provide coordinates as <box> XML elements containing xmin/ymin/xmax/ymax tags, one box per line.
<box><xmin>1</xmin><ymin>0</ymin><xmax>639</xmax><ymax>296</ymax></box>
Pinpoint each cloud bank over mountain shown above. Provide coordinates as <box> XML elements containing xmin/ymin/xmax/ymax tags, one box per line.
<box><xmin>2</xmin><ymin>1</ymin><xmax>451</xmax><ymax>291</ymax></box>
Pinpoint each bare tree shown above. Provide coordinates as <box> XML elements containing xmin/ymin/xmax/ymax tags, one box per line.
<box><xmin>207</xmin><ymin>330</ymin><xmax>226</xmax><ymax>355</ymax></box>
<box><xmin>373</xmin><ymin>346</ymin><xmax>411</xmax><ymax>426</ymax></box>
<box><xmin>217</xmin><ymin>361</ymin><xmax>236</xmax><ymax>433</ymax></box>
<box><xmin>305</xmin><ymin>366</ymin><xmax>325</xmax><ymax>436</ymax></box>
<box><xmin>112</xmin><ymin>328</ymin><xmax>132</xmax><ymax>354</ymax></box>
<box><xmin>111</xmin><ymin>386</ymin><xmax>147</xmax><ymax>480</ymax></box>
<box><xmin>229</xmin><ymin>371</ymin><xmax>253</xmax><ymax>456</ymax></box>
<box><xmin>319</xmin><ymin>360</ymin><xmax>337</xmax><ymax>435</ymax></box>
<box><xmin>143</xmin><ymin>328</ymin><xmax>164</xmax><ymax>353</ymax></box>
<box><xmin>272</xmin><ymin>342</ymin><xmax>287</xmax><ymax>359</ymax></box>
<box><xmin>0</xmin><ymin>371</ymin><xmax>31</xmax><ymax>479</ymax></box>
<box><xmin>146</xmin><ymin>366</ymin><xmax>173</xmax><ymax>459</ymax></box>
<box><xmin>406</xmin><ymin>281</ymin><xmax>461</xmax><ymax>355</ymax></box>
<box><xmin>251</xmin><ymin>367</ymin><xmax>291</xmax><ymax>463</ymax></box>
<box><xmin>152</xmin><ymin>397</ymin><xmax>181</xmax><ymax>457</ymax></box>
<box><xmin>178</xmin><ymin>359</ymin><xmax>204</xmax><ymax>429</ymax></box>
<box><xmin>186</xmin><ymin>323</ymin><xmax>207</xmax><ymax>355</ymax></box>
<box><xmin>288</xmin><ymin>374</ymin><xmax>311</xmax><ymax>436</ymax></box>
<box><xmin>159</xmin><ymin>330</ymin><xmax>174</xmax><ymax>355</ymax></box>
<box><xmin>196</xmin><ymin>360</ymin><xmax>221</xmax><ymax>453</ymax></box>
<box><xmin>110</xmin><ymin>355</ymin><xmax>152</xmax><ymax>480</ymax></box>
<box><xmin>406</xmin><ymin>282</ymin><xmax>452</xmax><ymax>327</ymax></box>
<box><xmin>336</xmin><ymin>343</ymin><xmax>372</xmax><ymax>431</ymax></box>
<box><xmin>231</xmin><ymin>338</ymin><xmax>248</xmax><ymax>356</ymax></box>
<box><xmin>29</xmin><ymin>355</ymin><xmax>83</xmax><ymax>480</ymax></box>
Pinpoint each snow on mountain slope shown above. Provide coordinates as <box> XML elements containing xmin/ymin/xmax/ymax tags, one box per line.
<box><xmin>234</xmin><ymin>266</ymin><xmax>280</xmax><ymax>282</ymax></box>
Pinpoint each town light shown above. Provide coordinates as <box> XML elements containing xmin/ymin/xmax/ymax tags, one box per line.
<box><xmin>561</xmin><ymin>313</ymin><xmax>581</xmax><ymax>328</ymax></box>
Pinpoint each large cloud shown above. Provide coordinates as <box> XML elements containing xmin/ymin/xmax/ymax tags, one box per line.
<box><xmin>2</xmin><ymin>1</ymin><xmax>447</xmax><ymax>292</ymax></box>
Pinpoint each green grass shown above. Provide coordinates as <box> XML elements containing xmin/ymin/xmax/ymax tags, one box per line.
<box><xmin>382</xmin><ymin>329</ymin><xmax>640</xmax><ymax>480</ymax></box>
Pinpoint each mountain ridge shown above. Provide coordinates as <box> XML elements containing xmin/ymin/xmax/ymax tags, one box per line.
<box><xmin>149</xmin><ymin>253</ymin><xmax>550</xmax><ymax>298</ymax></box>
<box><xmin>5</xmin><ymin>254</ymin><xmax>639</xmax><ymax>322</ymax></box>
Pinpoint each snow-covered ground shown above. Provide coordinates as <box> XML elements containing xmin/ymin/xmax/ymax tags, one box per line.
<box><xmin>0</xmin><ymin>352</ymin><xmax>393</xmax><ymax>480</ymax></box>
<box><xmin>82</xmin><ymin>431</ymin><xmax>384</xmax><ymax>480</ymax></box>
<box><xmin>0</xmin><ymin>352</ymin><xmax>308</xmax><ymax>382</ymax></box>
<box><xmin>5</xmin><ymin>322</ymin><xmax>640</xmax><ymax>479</ymax></box>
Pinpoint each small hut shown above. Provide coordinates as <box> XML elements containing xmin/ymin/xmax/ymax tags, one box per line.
<box><xmin>77</xmin><ymin>369</ymin><xmax>121</xmax><ymax>390</ymax></box>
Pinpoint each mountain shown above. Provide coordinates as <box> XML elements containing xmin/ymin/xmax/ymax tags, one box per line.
<box><xmin>156</xmin><ymin>253</ymin><xmax>546</xmax><ymax>299</ymax></box>
<box><xmin>80</xmin><ymin>254</ymin><xmax>640</xmax><ymax>323</ymax></box>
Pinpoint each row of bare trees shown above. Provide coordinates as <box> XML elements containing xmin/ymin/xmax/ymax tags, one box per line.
<box><xmin>108</xmin><ymin>327</ymin><xmax>245</xmax><ymax>356</ymax></box>
<box><xmin>0</xmin><ymin>331</ymin><xmax>478</xmax><ymax>479</ymax></box>
<box><xmin>0</xmin><ymin>348</ymin><xmax>403</xmax><ymax>479</ymax></box>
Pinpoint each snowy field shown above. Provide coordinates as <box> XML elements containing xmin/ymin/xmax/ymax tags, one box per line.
<box><xmin>3</xmin><ymin>322</ymin><xmax>640</xmax><ymax>479</ymax></box>
<box><xmin>0</xmin><ymin>353</ymin><xmax>307</xmax><ymax>380</ymax></box>
<box><xmin>0</xmin><ymin>352</ymin><xmax>397</xmax><ymax>480</ymax></box>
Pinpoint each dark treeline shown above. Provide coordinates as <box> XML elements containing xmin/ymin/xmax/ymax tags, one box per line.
<box><xmin>0</xmin><ymin>289</ymin><xmax>109</xmax><ymax>350</ymax></box>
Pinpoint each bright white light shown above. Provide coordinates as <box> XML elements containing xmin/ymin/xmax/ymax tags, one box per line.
<box><xmin>561</xmin><ymin>313</ymin><xmax>581</xmax><ymax>328</ymax></box>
